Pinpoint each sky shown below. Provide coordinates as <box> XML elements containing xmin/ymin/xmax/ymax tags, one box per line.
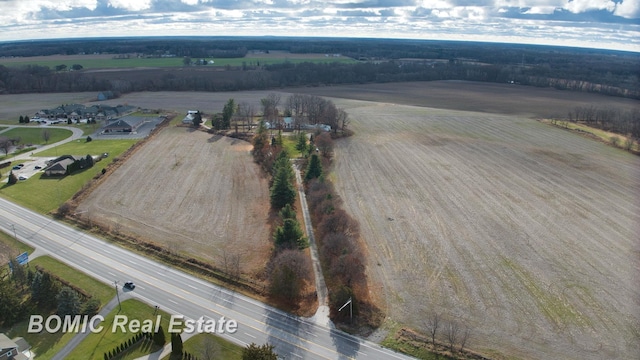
<box><xmin>0</xmin><ymin>0</ymin><xmax>638</xmax><ymax>52</ymax></box>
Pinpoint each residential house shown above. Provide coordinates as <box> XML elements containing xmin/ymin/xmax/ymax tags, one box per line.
<box><xmin>44</xmin><ymin>156</ymin><xmax>79</xmax><ymax>176</ymax></box>
<box><xmin>0</xmin><ymin>334</ymin><xmax>32</xmax><ymax>360</ymax></box>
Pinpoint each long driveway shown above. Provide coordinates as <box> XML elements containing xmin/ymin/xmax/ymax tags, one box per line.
<box><xmin>0</xmin><ymin>197</ymin><xmax>414</xmax><ymax>360</ymax></box>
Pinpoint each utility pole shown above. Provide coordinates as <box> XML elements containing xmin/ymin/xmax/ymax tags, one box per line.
<box><xmin>338</xmin><ymin>297</ymin><xmax>352</xmax><ymax>324</ymax></box>
<box><xmin>114</xmin><ymin>280</ymin><xmax>121</xmax><ymax>310</ymax></box>
<box><xmin>10</xmin><ymin>224</ymin><xmax>17</xmax><ymax>239</ymax></box>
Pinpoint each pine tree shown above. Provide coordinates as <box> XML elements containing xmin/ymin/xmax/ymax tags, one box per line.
<box><xmin>273</xmin><ymin>219</ymin><xmax>307</xmax><ymax>249</ymax></box>
<box><xmin>7</xmin><ymin>171</ymin><xmax>17</xmax><ymax>185</ymax></box>
<box><xmin>304</xmin><ymin>153</ymin><xmax>323</xmax><ymax>181</ymax></box>
<box><xmin>154</xmin><ymin>325</ymin><xmax>166</xmax><ymax>346</ymax></box>
<box><xmin>279</xmin><ymin>204</ymin><xmax>296</xmax><ymax>220</ymax></box>
<box><xmin>242</xmin><ymin>343</ymin><xmax>278</xmax><ymax>360</ymax></box>
<box><xmin>295</xmin><ymin>133</ymin><xmax>308</xmax><ymax>155</ymax></box>
<box><xmin>56</xmin><ymin>286</ymin><xmax>82</xmax><ymax>316</ymax></box>
<box><xmin>270</xmin><ymin>165</ymin><xmax>296</xmax><ymax>209</ymax></box>
<box><xmin>171</xmin><ymin>332</ymin><xmax>183</xmax><ymax>355</ymax></box>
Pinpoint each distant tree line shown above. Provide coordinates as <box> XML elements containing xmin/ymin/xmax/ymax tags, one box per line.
<box><xmin>2</xmin><ymin>56</ymin><xmax>637</xmax><ymax>101</ymax></box>
<box><xmin>567</xmin><ymin>106</ymin><xmax>640</xmax><ymax>138</ymax></box>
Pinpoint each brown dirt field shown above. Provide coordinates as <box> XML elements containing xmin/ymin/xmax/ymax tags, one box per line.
<box><xmin>74</xmin><ymin>126</ymin><xmax>272</xmax><ymax>277</ymax></box>
<box><xmin>323</xmin><ymin>100</ymin><xmax>640</xmax><ymax>359</ymax></box>
<box><xmin>287</xmin><ymin>80</ymin><xmax>640</xmax><ymax>119</ymax></box>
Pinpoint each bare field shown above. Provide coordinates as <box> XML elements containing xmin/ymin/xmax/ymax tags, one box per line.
<box><xmin>327</xmin><ymin>101</ymin><xmax>640</xmax><ymax>359</ymax></box>
<box><xmin>74</xmin><ymin>126</ymin><xmax>272</xmax><ymax>277</ymax></box>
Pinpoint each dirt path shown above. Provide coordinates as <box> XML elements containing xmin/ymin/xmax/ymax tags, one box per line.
<box><xmin>328</xmin><ymin>101</ymin><xmax>640</xmax><ymax>360</ymax></box>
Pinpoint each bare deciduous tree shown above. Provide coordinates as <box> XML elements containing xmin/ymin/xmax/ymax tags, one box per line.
<box><xmin>426</xmin><ymin>312</ymin><xmax>440</xmax><ymax>345</ymax></box>
<box><xmin>220</xmin><ymin>249</ymin><xmax>242</xmax><ymax>280</ymax></box>
<box><xmin>446</xmin><ymin>321</ymin><xmax>459</xmax><ymax>353</ymax></box>
<box><xmin>0</xmin><ymin>137</ymin><xmax>11</xmax><ymax>155</ymax></box>
<box><xmin>42</xmin><ymin>129</ymin><xmax>51</xmax><ymax>144</ymax></box>
<box><xmin>261</xmin><ymin>93</ymin><xmax>281</xmax><ymax>128</ymax></box>
<box><xmin>459</xmin><ymin>326</ymin><xmax>471</xmax><ymax>352</ymax></box>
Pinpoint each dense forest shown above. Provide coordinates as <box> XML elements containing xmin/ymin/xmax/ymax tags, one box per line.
<box><xmin>0</xmin><ymin>37</ymin><xmax>638</xmax><ymax>99</ymax></box>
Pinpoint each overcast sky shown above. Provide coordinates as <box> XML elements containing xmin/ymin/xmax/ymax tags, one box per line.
<box><xmin>0</xmin><ymin>0</ymin><xmax>638</xmax><ymax>52</ymax></box>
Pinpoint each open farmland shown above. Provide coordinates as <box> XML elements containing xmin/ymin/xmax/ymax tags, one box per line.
<box><xmin>74</xmin><ymin>126</ymin><xmax>272</xmax><ymax>277</ymax></box>
<box><xmin>3</xmin><ymin>81</ymin><xmax>638</xmax><ymax>359</ymax></box>
<box><xmin>326</xmin><ymin>99</ymin><xmax>640</xmax><ymax>359</ymax></box>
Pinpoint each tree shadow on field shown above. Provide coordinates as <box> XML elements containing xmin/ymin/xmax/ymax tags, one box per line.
<box><xmin>208</xmin><ymin>135</ymin><xmax>223</xmax><ymax>143</ymax></box>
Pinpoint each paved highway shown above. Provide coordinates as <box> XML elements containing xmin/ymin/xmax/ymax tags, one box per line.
<box><xmin>0</xmin><ymin>197</ymin><xmax>414</xmax><ymax>359</ymax></box>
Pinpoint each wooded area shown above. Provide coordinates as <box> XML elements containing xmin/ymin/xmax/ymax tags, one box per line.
<box><xmin>0</xmin><ymin>37</ymin><xmax>637</xmax><ymax>99</ymax></box>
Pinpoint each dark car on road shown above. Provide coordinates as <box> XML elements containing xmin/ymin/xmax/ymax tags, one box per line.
<box><xmin>123</xmin><ymin>281</ymin><xmax>135</xmax><ymax>290</ymax></box>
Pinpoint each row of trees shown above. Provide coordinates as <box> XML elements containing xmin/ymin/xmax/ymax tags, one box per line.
<box><xmin>251</xmin><ymin>118</ymin><xmax>314</xmax><ymax>304</ymax></box>
<box><xmin>423</xmin><ymin>312</ymin><xmax>473</xmax><ymax>355</ymax></box>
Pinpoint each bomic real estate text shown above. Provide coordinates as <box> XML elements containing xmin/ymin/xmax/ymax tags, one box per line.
<box><xmin>27</xmin><ymin>314</ymin><xmax>238</xmax><ymax>334</ymax></box>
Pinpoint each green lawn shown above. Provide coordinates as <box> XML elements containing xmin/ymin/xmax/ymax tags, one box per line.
<box><xmin>162</xmin><ymin>333</ymin><xmax>243</xmax><ymax>360</ymax></box>
<box><xmin>0</xmin><ymin>127</ymin><xmax>72</xmax><ymax>147</ymax></box>
<box><xmin>6</xmin><ymin>256</ymin><xmax>114</xmax><ymax>360</ymax></box>
<box><xmin>67</xmin><ymin>299</ymin><xmax>172</xmax><ymax>360</ymax></box>
<box><xmin>0</xmin><ymin>139</ymin><xmax>138</xmax><ymax>214</ymax></box>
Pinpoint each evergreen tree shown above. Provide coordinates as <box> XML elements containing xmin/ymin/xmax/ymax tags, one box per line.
<box><xmin>19</xmin><ymin>115</ymin><xmax>24</xmax><ymax>123</ymax></box>
<box><xmin>56</xmin><ymin>286</ymin><xmax>82</xmax><ymax>316</ymax></box>
<box><xmin>154</xmin><ymin>325</ymin><xmax>166</xmax><ymax>346</ymax></box>
<box><xmin>279</xmin><ymin>204</ymin><xmax>296</xmax><ymax>220</ymax></box>
<box><xmin>0</xmin><ymin>276</ymin><xmax>24</xmax><ymax>327</ymax></box>
<box><xmin>242</xmin><ymin>343</ymin><xmax>278</xmax><ymax>360</ymax></box>
<box><xmin>270</xmin><ymin>165</ymin><xmax>296</xmax><ymax>210</ymax></box>
<box><xmin>31</xmin><ymin>271</ymin><xmax>58</xmax><ymax>309</ymax></box>
<box><xmin>304</xmin><ymin>154</ymin><xmax>323</xmax><ymax>182</ymax></box>
<box><xmin>222</xmin><ymin>98</ymin><xmax>236</xmax><ymax>129</ymax></box>
<box><xmin>83</xmin><ymin>298</ymin><xmax>101</xmax><ymax>317</ymax></box>
<box><xmin>295</xmin><ymin>133</ymin><xmax>308</xmax><ymax>154</ymax></box>
<box><xmin>273</xmin><ymin>219</ymin><xmax>307</xmax><ymax>249</ymax></box>
<box><xmin>171</xmin><ymin>332</ymin><xmax>183</xmax><ymax>355</ymax></box>
<box><xmin>272</xmin><ymin>149</ymin><xmax>294</xmax><ymax>182</ymax></box>
<box><xmin>192</xmin><ymin>112</ymin><xmax>202</xmax><ymax>128</ymax></box>
<box><xmin>7</xmin><ymin>171</ymin><xmax>17</xmax><ymax>185</ymax></box>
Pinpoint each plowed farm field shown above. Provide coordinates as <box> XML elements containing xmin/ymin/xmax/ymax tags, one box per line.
<box><xmin>74</xmin><ymin>126</ymin><xmax>272</xmax><ymax>276</ymax></box>
<box><xmin>326</xmin><ymin>99</ymin><xmax>640</xmax><ymax>359</ymax></box>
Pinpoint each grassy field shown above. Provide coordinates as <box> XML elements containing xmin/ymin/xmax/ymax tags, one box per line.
<box><xmin>0</xmin><ymin>52</ymin><xmax>355</xmax><ymax>70</ymax></box>
<box><xmin>161</xmin><ymin>333</ymin><xmax>243</xmax><ymax>360</ymax></box>
<box><xmin>0</xmin><ymin>139</ymin><xmax>137</xmax><ymax>214</ymax></box>
<box><xmin>6</xmin><ymin>255</ymin><xmax>114</xmax><ymax>360</ymax></box>
<box><xmin>66</xmin><ymin>299</ymin><xmax>172</xmax><ymax>360</ymax></box>
<box><xmin>0</xmin><ymin>127</ymin><xmax>72</xmax><ymax>146</ymax></box>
